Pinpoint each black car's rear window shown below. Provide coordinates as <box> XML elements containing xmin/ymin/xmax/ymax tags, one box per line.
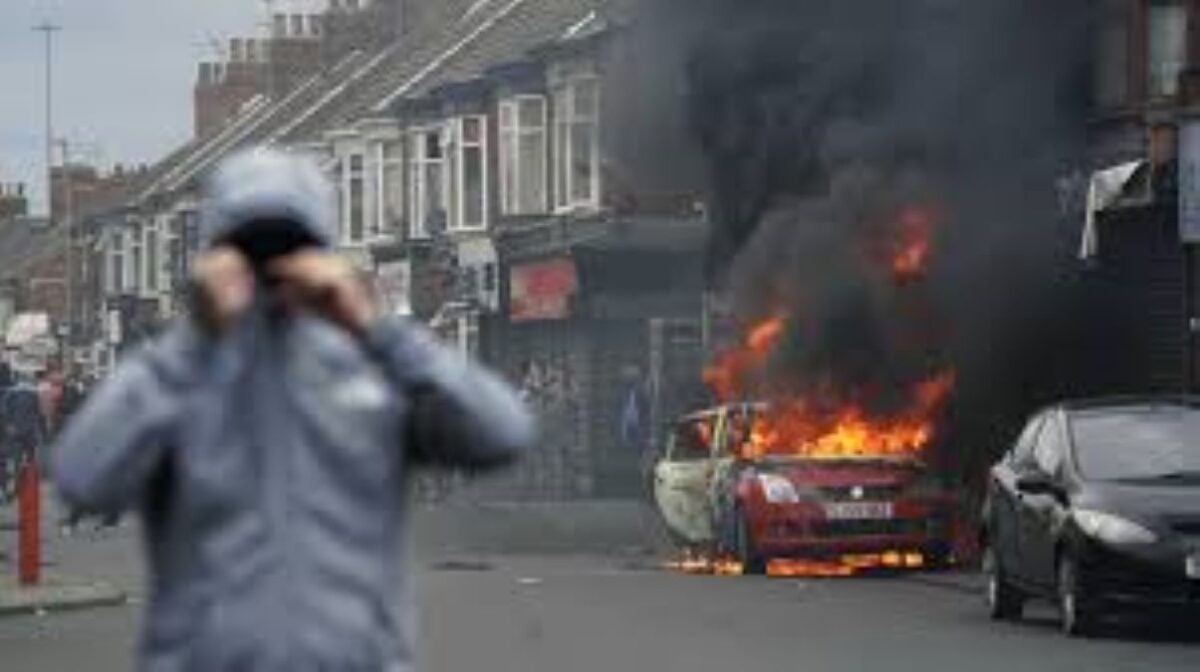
<box><xmin>1070</xmin><ymin>407</ymin><xmax>1200</xmax><ymax>481</ymax></box>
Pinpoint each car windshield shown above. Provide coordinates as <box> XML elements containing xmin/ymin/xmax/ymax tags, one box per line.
<box><xmin>1070</xmin><ymin>407</ymin><xmax>1200</xmax><ymax>482</ymax></box>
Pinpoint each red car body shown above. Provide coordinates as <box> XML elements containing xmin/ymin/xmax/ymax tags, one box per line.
<box><xmin>727</xmin><ymin>457</ymin><xmax>956</xmax><ymax>564</ymax></box>
<box><xmin>654</xmin><ymin>404</ymin><xmax>958</xmax><ymax>571</ymax></box>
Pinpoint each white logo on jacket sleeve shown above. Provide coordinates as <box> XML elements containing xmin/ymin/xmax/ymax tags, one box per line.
<box><xmin>330</xmin><ymin>375</ymin><xmax>391</xmax><ymax>411</ymax></box>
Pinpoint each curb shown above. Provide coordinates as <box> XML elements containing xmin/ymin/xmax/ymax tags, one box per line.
<box><xmin>0</xmin><ymin>578</ymin><xmax>128</xmax><ymax>618</ymax></box>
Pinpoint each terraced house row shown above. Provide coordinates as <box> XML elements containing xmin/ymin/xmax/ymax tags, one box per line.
<box><xmin>68</xmin><ymin>0</ymin><xmax>708</xmax><ymax>499</ymax></box>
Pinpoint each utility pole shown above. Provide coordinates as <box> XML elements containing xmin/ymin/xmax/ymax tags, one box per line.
<box><xmin>56</xmin><ymin>139</ymin><xmax>74</xmax><ymax>361</ymax></box>
<box><xmin>33</xmin><ymin>21</ymin><xmax>60</xmax><ymax>220</ymax></box>
<box><xmin>34</xmin><ymin>22</ymin><xmax>66</xmax><ymax>354</ymax></box>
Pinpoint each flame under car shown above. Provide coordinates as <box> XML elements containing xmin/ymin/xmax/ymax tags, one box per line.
<box><xmin>654</xmin><ymin>403</ymin><xmax>955</xmax><ymax>574</ymax></box>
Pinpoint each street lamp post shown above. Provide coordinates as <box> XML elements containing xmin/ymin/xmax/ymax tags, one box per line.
<box><xmin>33</xmin><ymin>21</ymin><xmax>60</xmax><ymax>216</ymax></box>
<box><xmin>57</xmin><ymin>139</ymin><xmax>74</xmax><ymax>363</ymax></box>
<box><xmin>33</xmin><ymin>21</ymin><xmax>64</xmax><ymax>352</ymax></box>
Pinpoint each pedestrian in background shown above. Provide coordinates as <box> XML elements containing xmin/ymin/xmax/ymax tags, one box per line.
<box><xmin>52</xmin><ymin>148</ymin><xmax>534</xmax><ymax>671</ymax></box>
<box><xmin>0</xmin><ymin>360</ymin><xmax>13</xmax><ymax>501</ymax></box>
<box><xmin>2</xmin><ymin>369</ymin><xmax>47</xmax><ymax>475</ymax></box>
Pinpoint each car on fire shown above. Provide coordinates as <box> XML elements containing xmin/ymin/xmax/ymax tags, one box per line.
<box><xmin>653</xmin><ymin>403</ymin><xmax>956</xmax><ymax>574</ymax></box>
<box><xmin>980</xmin><ymin>397</ymin><xmax>1200</xmax><ymax>636</ymax></box>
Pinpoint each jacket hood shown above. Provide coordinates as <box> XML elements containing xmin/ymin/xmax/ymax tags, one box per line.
<box><xmin>199</xmin><ymin>147</ymin><xmax>335</xmax><ymax>250</ymax></box>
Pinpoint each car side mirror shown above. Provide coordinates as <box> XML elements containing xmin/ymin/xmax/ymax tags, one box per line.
<box><xmin>1016</xmin><ymin>471</ymin><xmax>1063</xmax><ymax>499</ymax></box>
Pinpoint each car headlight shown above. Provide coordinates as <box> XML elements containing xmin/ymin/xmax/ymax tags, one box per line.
<box><xmin>757</xmin><ymin>474</ymin><xmax>800</xmax><ymax>504</ymax></box>
<box><xmin>1073</xmin><ymin>509</ymin><xmax>1157</xmax><ymax>545</ymax></box>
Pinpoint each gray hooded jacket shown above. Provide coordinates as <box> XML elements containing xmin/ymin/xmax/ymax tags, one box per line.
<box><xmin>53</xmin><ymin>148</ymin><xmax>534</xmax><ymax>671</ymax></box>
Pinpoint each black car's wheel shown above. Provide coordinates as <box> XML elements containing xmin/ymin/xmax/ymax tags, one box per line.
<box><xmin>1058</xmin><ymin>555</ymin><xmax>1097</xmax><ymax>637</ymax></box>
<box><xmin>733</xmin><ymin>506</ymin><xmax>767</xmax><ymax>576</ymax></box>
<box><xmin>982</xmin><ymin>543</ymin><xmax>1023</xmax><ymax>621</ymax></box>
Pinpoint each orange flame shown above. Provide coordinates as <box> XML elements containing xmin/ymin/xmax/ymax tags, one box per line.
<box><xmin>740</xmin><ymin>371</ymin><xmax>955</xmax><ymax>460</ymax></box>
<box><xmin>666</xmin><ymin>552</ymin><xmax>927</xmax><ymax>577</ymax></box>
<box><xmin>890</xmin><ymin>205</ymin><xmax>935</xmax><ymax>281</ymax></box>
<box><xmin>703</xmin><ymin>314</ymin><xmax>787</xmax><ymax>401</ymax></box>
<box><xmin>705</xmin><ymin>312</ymin><xmax>955</xmax><ymax>461</ymax></box>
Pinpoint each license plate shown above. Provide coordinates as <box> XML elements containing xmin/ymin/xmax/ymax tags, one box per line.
<box><xmin>824</xmin><ymin>501</ymin><xmax>894</xmax><ymax>520</ymax></box>
<box><xmin>1187</xmin><ymin>555</ymin><xmax>1200</xmax><ymax>580</ymax></box>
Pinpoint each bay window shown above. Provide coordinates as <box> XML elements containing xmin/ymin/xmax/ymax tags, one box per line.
<box><xmin>408</xmin><ymin>127</ymin><xmax>445</xmax><ymax>239</ymax></box>
<box><xmin>499</xmin><ymin>95</ymin><xmax>548</xmax><ymax>215</ymax></box>
<box><xmin>346</xmin><ymin>153</ymin><xmax>366</xmax><ymax>244</ymax></box>
<box><xmin>1148</xmin><ymin>1</ymin><xmax>1186</xmax><ymax>98</ymax></box>
<box><xmin>144</xmin><ymin>222</ymin><xmax>160</xmax><ymax>292</ymax></box>
<box><xmin>128</xmin><ymin>224</ymin><xmax>143</xmax><ymax>293</ymax></box>
<box><xmin>376</xmin><ymin>140</ymin><xmax>404</xmax><ymax>239</ymax></box>
<box><xmin>553</xmin><ymin>76</ymin><xmax>600</xmax><ymax>211</ymax></box>
<box><xmin>107</xmin><ymin>230</ymin><xmax>125</xmax><ymax>294</ymax></box>
<box><xmin>447</xmin><ymin>115</ymin><xmax>489</xmax><ymax>231</ymax></box>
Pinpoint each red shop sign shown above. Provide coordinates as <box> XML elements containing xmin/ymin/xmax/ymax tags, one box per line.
<box><xmin>510</xmin><ymin>257</ymin><xmax>579</xmax><ymax>322</ymax></box>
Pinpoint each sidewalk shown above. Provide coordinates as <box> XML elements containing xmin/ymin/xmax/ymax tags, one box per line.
<box><xmin>0</xmin><ymin>487</ymin><xmax>130</xmax><ymax>617</ymax></box>
<box><xmin>0</xmin><ymin>572</ymin><xmax>126</xmax><ymax>616</ymax></box>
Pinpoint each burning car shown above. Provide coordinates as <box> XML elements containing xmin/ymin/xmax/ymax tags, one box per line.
<box><xmin>654</xmin><ymin>401</ymin><xmax>957</xmax><ymax>574</ymax></box>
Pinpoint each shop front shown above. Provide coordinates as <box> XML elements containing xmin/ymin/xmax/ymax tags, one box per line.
<box><xmin>495</xmin><ymin>216</ymin><xmax>707</xmax><ymax>499</ymax></box>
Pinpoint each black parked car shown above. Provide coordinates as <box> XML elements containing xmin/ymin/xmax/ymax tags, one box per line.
<box><xmin>980</xmin><ymin>398</ymin><xmax>1200</xmax><ymax>636</ymax></box>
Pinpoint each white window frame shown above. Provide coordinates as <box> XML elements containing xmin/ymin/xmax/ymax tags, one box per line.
<box><xmin>373</xmin><ymin>141</ymin><xmax>386</xmax><ymax>240</ymax></box>
<box><xmin>143</xmin><ymin>220</ymin><xmax>160</xmax><ymax>293</ymax></box>
<box><xmin>107</xmin><ymin>229</ymin><xmax>125</xmax><ymax>294</ymax></box>
<box><xmin>373</xmin><ymin>139</ymin><xmax>404</xmax><ymax>241</ymax></box>
<box><xmin>127</xmin><ymin>224</ymin><xmax>142</xmax><ymax>294</ymax></box>
<box><xmin>447</xmin><ymin>115</ymin><xmax>489</xmax><ymax>232</ymax></box>
<box><xmin>343</xmin><ymin>152</ymin><xmax>367</xmax><ymax>245</ymax></box>
<box><xmin>408</xmin><ymin>125</ymin><xmax>446</xmax><ymax>240</ymax></box>
<box><xmin>1148</xmin><ymin>1</ymin><xmax>1187</xmax><ymax>98</ymax></box>
<box><xmin>499</xmin><ymin>95</ymin><xmax>549</xmax><ymax>216</ymax></box>
<box><xmin>552</xmin><ymin>76</ymin><xmax>601</xmax><ymax>213</ymax></box>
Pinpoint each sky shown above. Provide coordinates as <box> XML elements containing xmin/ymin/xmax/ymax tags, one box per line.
<box><xmin>0</xmin><ymin>1</ymin><xmax>325</xmax><ymax>214</ymax></box>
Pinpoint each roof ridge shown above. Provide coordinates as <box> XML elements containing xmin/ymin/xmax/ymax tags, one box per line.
<box><xmin>371</xmin><ymin>0</ymin><xmax>530</xmax><ymax>114</ymax></box>
<box><xmin>269</xmin><ymin>42</ymin><xmax>404</xmax><ymax>144</ymax></box>
<box><xmin>137</xmin><ymin>50</ymin><xmax>367</xmax><ymax>204</ymax></box>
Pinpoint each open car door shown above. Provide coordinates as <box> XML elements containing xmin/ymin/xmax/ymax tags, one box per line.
<box><xmin>654</xmin><ymin>413</ymin><xmax>721</xmax><ymax>544</ymax></box>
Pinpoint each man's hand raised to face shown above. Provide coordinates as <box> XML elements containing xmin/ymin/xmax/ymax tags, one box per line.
<box><xmin>191</xmin><ymin>247</ymin><xmax>378</xmax><ymax>337</ymax></box>
<box><xmin>269</xmin><ymin>250</ymin><xmax>378</xmax><ymax>337</ymax></box>
<box><xmin>191</xmin><ymin>247</ymin><xmax>255</xmax><ymax>335</ymax></box>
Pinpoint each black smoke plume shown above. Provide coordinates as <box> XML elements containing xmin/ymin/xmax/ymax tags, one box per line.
<box><xmin>609</xmin><ymin>0</ymin><xmax>1101</xmax><ymax>481</ymax></box>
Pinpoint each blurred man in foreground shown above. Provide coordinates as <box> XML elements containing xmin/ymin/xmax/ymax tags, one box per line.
<box><xmin>52</xmin><ymin>148</ymin><xmax>534</xmax><ymax>671</ymax></box>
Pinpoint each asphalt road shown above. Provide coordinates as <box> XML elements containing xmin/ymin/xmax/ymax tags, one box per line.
<box><xmin>1</xmin><ymin>516</ymin><xmax>1197</xmax><ymax>672</ymax></box>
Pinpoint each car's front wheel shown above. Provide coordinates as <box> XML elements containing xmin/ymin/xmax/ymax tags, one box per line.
<box><xmin>982</xmin><ymin>543</ymin><xmax>1023</xmax><ymax>621</ymax></box>
<box><xmin>733</xmin><ymin>506</ymin><xmax>767</xmax><ymax>576</ymax></box>
<box><xmin>1058</xmin><ymin>555</ymin><xmax>1098</xmax><ymax>637</ymax></box>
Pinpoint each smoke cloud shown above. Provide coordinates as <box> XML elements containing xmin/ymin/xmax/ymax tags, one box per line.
<box><xmin>609</xmin><ymin>0</ymin><xmax>1102</xmax><ymax>479</ymax></box>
